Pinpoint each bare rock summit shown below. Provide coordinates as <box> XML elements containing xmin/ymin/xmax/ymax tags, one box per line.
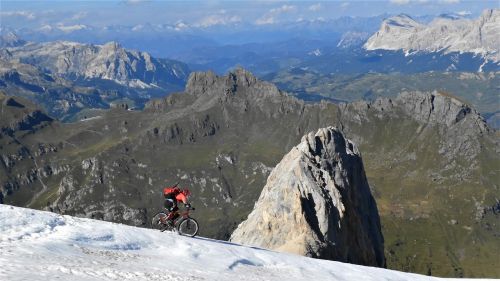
<box><xmin>230</xmin><ymin>126</ymin><xmax>385</xmax><ymax>267</ymax></box>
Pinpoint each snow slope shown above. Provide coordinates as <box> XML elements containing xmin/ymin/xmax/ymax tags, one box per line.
<box><xmin>0</xmin><ymin>205</ymin><xmax>495</xmax><ymax>281</ymax></box>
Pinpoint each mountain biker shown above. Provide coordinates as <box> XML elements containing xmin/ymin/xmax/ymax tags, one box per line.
<box><xmin>163</xmin><ymin>184</ymin><xmax>192</xmax><ymax>223</ymax></box>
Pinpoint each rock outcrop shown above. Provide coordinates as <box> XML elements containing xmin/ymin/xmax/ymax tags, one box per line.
<box><xmin>339</xmin><ymin>90</ymin><xmax>489</xmax><ymax>162</ymax></box>
<box><xmin>230</xmin><ymin>127</ymin><xmax>385</xmax><ymax>267</ymax></box>
<box><xmin>0</xmin><ymin>32</ymin><xmax>26</xmax><ymax>48</ymax></box>
<box><xmin>364</xmin><ymin>9</ymin><xmax>500</xmax><ymax>62</ymax></box>
<box><xmin>3</xmin><ymin>40</ymin><xmax>189</xmax><ymax>89</ymax></box>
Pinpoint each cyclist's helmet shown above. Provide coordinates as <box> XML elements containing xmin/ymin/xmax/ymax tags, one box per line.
<box><xmin>182</xmin><ymin>189</ymin><xmax>191</xmax><ymax>197</ymax></box>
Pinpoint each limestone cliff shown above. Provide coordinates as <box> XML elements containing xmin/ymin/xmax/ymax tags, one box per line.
<box><xmin>230</xmin><ymin>127</ymin><xmax>385</xmax><ymax>267</ymax></box>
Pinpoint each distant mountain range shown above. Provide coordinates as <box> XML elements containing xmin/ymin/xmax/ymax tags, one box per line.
<box><xmin>365</xmin><ymin>9</ymin><xmax>500</xmax><ymax>65</ymax></box>
<box><xmin>2</xmin><ymin>39</ymin><xmax>189</xmax><ymax>89</ymax></box>
<box><xmin>2</xmin><ymin>11</ymin><xmax>498</xmax><ymax>75</ymax></box>
<box><xmin>0</xmin><ymin>39</ymin><xmax>189</xmax><ymax>121</ymax></box>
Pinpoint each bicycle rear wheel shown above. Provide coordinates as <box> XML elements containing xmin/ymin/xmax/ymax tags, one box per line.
<box><xmin>151</xmin><ymin>212</ymin><xmax>168</xmax><ymax>231</ymax></box>
<box><xmin>177</xmin><ymin>217</ymin><xmax>199</xmax><ymax>237</ymax></box>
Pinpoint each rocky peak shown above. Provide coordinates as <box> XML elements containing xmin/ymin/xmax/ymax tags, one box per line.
<box><xmin>185</xmin><ymin>70</ymin><xmax>219</xmax><ymax>95</ymax></box>
<box><xmin>0</xmin><ymin>95</ymin><xmax>53</xmax><ymax>135</ymax></box>
<box><xmin>226</xmin><ymin>67</ymin><xmax>259</xmax><ymax>87</ymax></box>
<box><xmin>340</xmin><ymin>90</ymin><xmax>491</xmax><ymax>162</ymax></box>
<box><xmin>185</xmin><ymin>68</ymin><xmax>282</xmax><ymax>99</ymax></box>
<box><xmin>395</xmin><ymin>91</ymin><xmax>488</xmax><ymax>132</ymax></box>
<box><xmin>101</xmin><ymin>41</ymin><xmax>121</xmax><ymax>51</ymax></box>
<box><xmin>0</xmin><ymin>32</ymin><xmax>26</xmax><ymax>48</ymax></box>
<box><xmin>479</xmin><ymin>8</ymin><xmax>497</xmax><ymax>22</ymax></box>
<box><xmin>345</xmin><ymin>91</ymin><xmax>488</xmax><ymax>133</ymax></box>
<box><xmin>384</xmin><ymin>14</ymin><xmax>421</xmax><ymax>29</ymax></box>
<box><xmin>185</xmin><ymin>68</ymin><xmax>261</xmax><ymax>94</ymax></box>
<box><xmin>230</xmin><ymin>127</ymin><xmax>385</xmax><ymax>267</ymax></box>
<box><xmin>364</xmin><ymin>9</ymin><xmax>500</xmax><ymax>62</ymax></box>
<box><xmin>4</xmin><ymin>40</ymin><xmax>189</xmax><ymax>89</ymax></box>
<box><xmin>337</xmin><ymin>31</ymin><xmax>370</xmax><ymax>49</ymax></box>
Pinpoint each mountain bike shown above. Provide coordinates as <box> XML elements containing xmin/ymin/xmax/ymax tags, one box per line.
<box><xmin>151</xmin><ymin>206</ymin><xmax>199</xmax><ymax>237</ymax></box>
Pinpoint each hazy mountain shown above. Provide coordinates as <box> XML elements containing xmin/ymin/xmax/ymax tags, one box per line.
<box><xmin>0</xmin><ymin>16</ymin><xmax>387</xmax><ymax>76</ymax></box>
<box><xmin>0</xmin><ymin>58</ymin><xmax>111</xmax><ymax>121</ymax></box>
<box><xmin>0</xmin><ymin>69</ymin><xmax>498</xmax><ymax>277</ymax></box>
<box><xmin>0</xmin><ymin>39</ymin><xmax>190</xmax><ymax>121</ymax></box>
<box><xmin>0</xmin><ymin>32</ymin><xmax>27</xmax><ymax>48</ymax></box>
<box><xmin>365</xmin><ymin>9</ymin><xmax>500</xmax><ymax>64</ymax></box>
<box><xmin>5</xmin><ymin>40</ymin><xmax>189</xmax><ymax>89</ymax></box>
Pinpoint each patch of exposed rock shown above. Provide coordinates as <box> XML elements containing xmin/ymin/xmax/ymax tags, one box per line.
<box><xmin>230</xmin><ymin>127</ymin><xmax>385</xmax><ymax>267</ymax></box>
<box><xmin>364</xmin><ymin>9</ymin><xmax>500</xmax><ymax>62</ymax></box>
<box><xmin>4</xmin><ymin>40</ymin><xmax>189</xmax><ymax>89</ymax></box>
<box><xmin>339</xmin><ymin>90</ymin><xmax>490</xmax><ymax>162</ymax></box>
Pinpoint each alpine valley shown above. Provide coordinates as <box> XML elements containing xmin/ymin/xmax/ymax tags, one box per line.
<box><xmin>1</xmin><ymin>68</ymin><xmax>499</xmax><ymax>277</ymax></box>
<box><xmin>0</xmin><ymin>5</ymin><xmax>499</xmax><ymax>280</ymax></box>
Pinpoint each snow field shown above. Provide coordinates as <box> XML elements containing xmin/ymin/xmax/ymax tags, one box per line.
<box><xmin>0</xmin><ymin>205</ymin><xmax>496</xmax><ymax>281</ymax></box>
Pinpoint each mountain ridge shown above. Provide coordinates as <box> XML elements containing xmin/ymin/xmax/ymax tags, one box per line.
<box><xmin>364</xmin><ymin>9</ymin><xmax>500</xmax><ymax>63</ymax></box>
<box><xmin>0</xmin><ymin>69</ymin><xmax>498</xmax><ymax>277</ymax></box>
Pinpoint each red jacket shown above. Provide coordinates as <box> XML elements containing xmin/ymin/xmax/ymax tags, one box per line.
<box><xmin>163</xmin><ymin>187</ymin><xmax>188</xmax><ymax>204</ymax></box>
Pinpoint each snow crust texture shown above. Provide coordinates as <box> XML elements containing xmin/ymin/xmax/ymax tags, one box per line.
<box><xmin>0</xmin><ymin>205</ymin><xmax>494</xmax><ymax>281</ymax></box>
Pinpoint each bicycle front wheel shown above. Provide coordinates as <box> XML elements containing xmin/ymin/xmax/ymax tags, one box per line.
<box><xmin>177</xmin><ymin>217</ymin><xmax>199</xmax><ymax>237</ymax></box>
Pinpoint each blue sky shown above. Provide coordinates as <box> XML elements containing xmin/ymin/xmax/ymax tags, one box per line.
<box><xmin>1</xmin><ymin>0</ymin><xmax>498</xmax><ymax>29</ymax></box>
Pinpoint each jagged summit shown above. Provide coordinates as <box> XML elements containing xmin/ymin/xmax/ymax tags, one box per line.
<box><xmin>0</xmin><ymin>32</ymin><xmax>26</xmax><ymax>48</ymax></box>
<box><xmin>2</xmin><ymin>40</ymin><xmax>189</xmax><ymax>89</ymax></box>
<box><xmin>364</xmin><ymin>9</ymin><xmax>500</xmax><ymax>62</ymax></box>
<box><xmin>148</xmin><ymin>68</ymin><xmax>298</xmax><ymax>115</ymax></box>
<box><xmin>399</xmin><ymin>91</ymin><xmax>488</xmax><ymax>131</ymax></box>
<box><xmin>0</xmin><ymin>94</ymin><xmax>53</xmax><ymax>135</ymax></box>
<box><xmin>372</xmin><ymin>91</ymin><xmax>487</xmax><ymax>132</ymax></box>
<box><xmin>185</xmin><ymin>68</ymin><xmax>281</xmax><ymax>97</ymax></box>
<box><xmin>231</xmin><ymin>126</ymin><xmax>385</xmax><ymax>267</ymax></box>
<box><xmin>384</xmin><ymin>14</ymin><xmax>421</xmax><ymax>28</ymax></box>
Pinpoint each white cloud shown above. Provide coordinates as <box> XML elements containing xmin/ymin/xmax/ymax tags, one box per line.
<box><xmin>174</xmin><ymin>21</ymin><xmax>189</xmax><ymax>31</ymax></box>
<box><xmin>56</xmin><ymin>24</ymin><xmax>88</xmax><ymax>33</ymax></box>
<box><xmin>255</xmin><ymin>4</ymin><xmax>296</xmax><ymax>25</ymax></box>
<box><xmin>308</xmin><ymin>3</ymin><xmax>322</xmax><ymax>12</ymax></box>
<box><xmin>390</xmin><ymin>0</ymin><xmax>410</xmax><ymax>5</ymax></box>
<box><xmin>196</xmin><ymin>14</ymin><xmax>242</xmax><ymax>28</ymax></box>
<box><xmin>255</xmin><ymin>16</ymin><xmax>275</xmax><ymax>25</ymax></box>
<box><xmin>71</xmin><ymin>11</ymin><xmax>88</xmax><ymax>21</ymax></box>
<box><xmin>441</xmin><ymin>0</ymin><xmax>460</xmax><ymax>3</ymax></box>
<box><xmin>269</xmin><ymin>4</ymin><xmax>296</xmax><ymax>14</ymax></box>
<box><xmin>456</xmin><ymin>10</ymin><xmax>471</xmax><ymax>16</ymax></box>
<box><xmin>0</xmin><ymin>11</ymin><xmax>36</xmax><ymax>20</ymax></box>
<box><xmin>340</xmin><ymin>2</ymin><xmax>350</xmax><ymax>8</ymax></box>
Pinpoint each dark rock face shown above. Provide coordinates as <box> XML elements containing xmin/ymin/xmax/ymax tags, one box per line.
<box><xmin>231</xmin><ymin>127</ymin><xmax>386</xmax><ymax>267</ymax></box>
